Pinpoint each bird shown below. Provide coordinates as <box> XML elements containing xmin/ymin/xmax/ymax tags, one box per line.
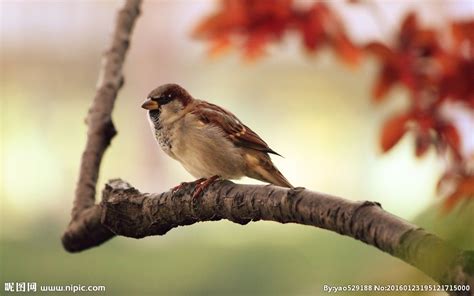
<box><xmin>141</xmin><ymin>83</ymin><xmax>293</xmax><ymax>196</ymax></box>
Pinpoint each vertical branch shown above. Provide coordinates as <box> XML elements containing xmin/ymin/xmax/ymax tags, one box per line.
<box><xmin>62</xmin><ymin>0</ymin><xmax>142</xmax><ymax>252</ymax></box>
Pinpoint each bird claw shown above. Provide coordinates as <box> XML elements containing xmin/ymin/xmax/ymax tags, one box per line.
<box><xmin>192</xmin><ymin>175</ymin><xmax>220</xmax><ymax>198</ymax></box>
<box><xmin>172</xmin><ymin>178</ymin><xmax>206</xmax><ymax>194</ymax></box>
<box><xmin>171</xmin><ymin>182</ymin><xmax>186</xmax><ymax>194</ymax></box>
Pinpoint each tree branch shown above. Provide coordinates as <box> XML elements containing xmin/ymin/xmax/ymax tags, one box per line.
<box><xmin>66</xmin><ymin>177</ymin><xmax>474</xmax><ymax>294</ymax></box>
<box><xmin>62</xmin><ymin>0</ymin><xmax>142</xmax><ymax>251</ymax></box>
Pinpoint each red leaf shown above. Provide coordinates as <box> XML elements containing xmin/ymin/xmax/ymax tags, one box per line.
<box><xmin>443</xmin><ymin>175</ymin><xmax>474</xmax><ymax>212</ymax></box>
<box><xmin>415</xmin><ymin>113</ymin><xmax>435</xmax><ymax>132</ymax></box>
<box><xmin>244</xmin><ymin>31</ymin><xmax>268</xmax><ymax>60</ymax></box>
<box><xmin>415</xmin><ymin>133</ymin><xmax>431</xmax><ymax>157</ymax></box>
<box><xmin>193</xmin><ymin>0</ymin><xmax>247</xmax><ymax>39</ymax></box>
<box><xmin>451</xmin><ymin>20</ymin><xmax>474</xmax><ymax>55</ymax></box>
<box><xmin>301</xmin><ymin>24</ymin><xmax>325</xmax><ymax>51</ymax></box>
<box><xmin>373</xmin><ymin>65</ymin><xmax>398</xmax><ymax>101</ymax></box>
<box><xmin>380</xmin><ymin>113</ymin><xmax>411</xmax><ymax>152</ymax></box>
<box><xmin>299</xmin><ymin>8</ymin><xmax>325</xmax><ymax>51</ymax></box>
<box><xmin>399</xmin><ymin>12</ymin><xmax>418</xmax><ymax>49</ymax></box>
<box><xmin>332</xmin><ymin>32</ymin><xmax>361</xmax><ymax>67</ymax></box>
<box><xmin>364</xmin><ymin>42</ymin><xmax>393</xmax><ymax>60</ymax></box>
<box><xmin>439</xmin><ymin>123</ymin><xmax>462</xmax><ymax>160</ymax></box>
<box><xmin>397</xmin><ymin>55</ymin><xmax>417</xmax><ymax>91</ymax></box>
<box><xmin>208</xmin><ymin>36</ymin><xmax>232</xmax><ymax>57</ymax></box>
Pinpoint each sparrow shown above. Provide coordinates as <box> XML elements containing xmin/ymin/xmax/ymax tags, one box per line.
<box><xmin>141</xmin><ymin>83</ymin><xmax>293</xmax><ymax>196</ymax></box>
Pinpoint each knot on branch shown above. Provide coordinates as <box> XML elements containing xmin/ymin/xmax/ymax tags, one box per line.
<box><xmin>103</xmin><ymin>178</ymin><xmax>138</xmax><ymax>197</ymax></box>
<box><xmin>85</xmin><ymin>113</ymin><xmax>117</xmax><ymax>141</ymax></box>
<box><xmin>100</xmin><ymin>179</ymin><xmax>154</xmax><ymax>238</ymax></box>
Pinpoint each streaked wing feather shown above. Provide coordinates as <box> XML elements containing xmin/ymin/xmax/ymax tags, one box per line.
<box><xmin>191</xmin><ymin>101</ymin><xmax>281</xmax><ymax>156</ymax></box>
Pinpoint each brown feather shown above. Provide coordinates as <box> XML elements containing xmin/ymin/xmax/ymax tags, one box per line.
<box><xmin>244</xmin><ymin>152</ymin><xmax>293</xmax><ymax>188</ymax></box>
<box><xmin>191</xmin><ymin>101</ymin><xmax>282</xmax><ymax>156</ymax></box>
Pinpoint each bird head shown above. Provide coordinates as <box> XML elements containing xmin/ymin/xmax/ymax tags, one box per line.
<box><xmin>141</xmin><ymin>84</ymin><xmax>192</xmax><ymax>117</ymax></box>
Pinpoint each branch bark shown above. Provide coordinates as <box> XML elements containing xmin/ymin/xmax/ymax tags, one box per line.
<box><xmin>65</xmin><ymin>178</ymin><xmax>473</xmax><ymax>295</ymax></box>
<box><xmin>62</xmin><ymin>0</ymin><xmax>142</xmax><ymax>251</ymax></box>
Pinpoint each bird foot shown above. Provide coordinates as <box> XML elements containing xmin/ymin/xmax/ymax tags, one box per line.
<box><xmin>172</xmin><ymin>178</ymin><xmax>206</xmax><ymax>194</ymax></box>
<box><xmin>192</xmin><ymin>175</ymin><xmax>220</xmax><ymax>198</ymax></box>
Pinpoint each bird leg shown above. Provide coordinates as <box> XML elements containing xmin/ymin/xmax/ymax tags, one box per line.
<box><xmin>172</xmin><ymin>178</ymin><xmax>206</xmax><ymax>193</ymax></box>
<box><xmin>192</xmin><ymin>175</ymin><xmax>220</xmax><ymax>198</ymax></box>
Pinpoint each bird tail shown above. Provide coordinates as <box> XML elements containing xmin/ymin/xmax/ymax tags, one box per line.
<box><xmin>246</xmin><ymin>152</ymin><xmax>293</xmax><ymax>188</ymax></box>
<box><xmin>264</xmin><ymin>166</ymin><xmax>293</xmax><ymax>188</ymax></box>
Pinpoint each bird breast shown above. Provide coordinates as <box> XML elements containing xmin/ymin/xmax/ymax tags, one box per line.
<box><xmin>148</xmin><ymin>110</ymin><xmax>173</xmax><ymax>156</ymax></box>
<box><xmin>155</xmin><ymin>113</ymin><xmax>246</xmax><ymax>179</ymax></box>
<box><xmin>154</xmin><ymin>126</ymin><xmax>173</xmax><ymax>155</ymax></box>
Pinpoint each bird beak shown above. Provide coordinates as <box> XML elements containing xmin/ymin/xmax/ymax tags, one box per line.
<box><xmin>141</xmin><ymin>98</ymin><xmax>159</xmax><ymax>110</ymax></box>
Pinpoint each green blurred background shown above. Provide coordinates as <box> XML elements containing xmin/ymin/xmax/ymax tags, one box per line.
<box><xmin>1</xmin><ymin>1</ymin><xmax>473</xmax><ymax>295</ymax></box>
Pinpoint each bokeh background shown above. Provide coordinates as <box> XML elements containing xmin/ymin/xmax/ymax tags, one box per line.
<box><xmin>1</xmin><ymin>0</ymin><xmax>473</xmax><ymax>295</ymax></box>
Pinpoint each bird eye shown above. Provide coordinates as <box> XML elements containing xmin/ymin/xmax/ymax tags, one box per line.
<box><xmin>157</xmin><ymin>95</ymin><xmax>172</xmax><ymax>105</ymax></box>
<box><xmin>150</xmin><ymin>92</ymin><xmax>174</xmax><ymax>105</ymax></box>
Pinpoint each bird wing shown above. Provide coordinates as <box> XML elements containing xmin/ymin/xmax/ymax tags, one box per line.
<box><xmin>190</xmin><ymin>101</ymin><xmax>281</xmax><ymax>156</ymax></box>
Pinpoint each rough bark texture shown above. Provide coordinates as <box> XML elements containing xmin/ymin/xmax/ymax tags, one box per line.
<box><xmin>61</xmin><ymin>0</ymin><xmax>473</xmax><ymax>294</ymax></box>
<box><xmin>97</xmin><ymin>179</ymin><xmax>473</xmax><ymax>295</ymax></box>
<box><xmin>62</xmin><ymin>0</ymin><xmax>142</xmax><ymax>252</ymax></box>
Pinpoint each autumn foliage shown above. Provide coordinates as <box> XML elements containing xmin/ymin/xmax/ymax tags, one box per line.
<box><xmin>194</xmin><ymin>0</ymin><xmax>474</xmax><ymax>211</ymax></box>
<box><xmin>193</xmin><ymin>0</ymin><xmax>360</xmax><ymax>64</ymax></box>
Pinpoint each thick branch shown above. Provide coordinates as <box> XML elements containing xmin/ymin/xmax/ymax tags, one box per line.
<box><xmin>62</xmin><ymin>0</ymin><xmax>142</xmax><ymax>251</ymax></box>
<box><xmin>66</xmin><ymin>178</ymin><xmax>474</xmax><ymax>294</ymax></box>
